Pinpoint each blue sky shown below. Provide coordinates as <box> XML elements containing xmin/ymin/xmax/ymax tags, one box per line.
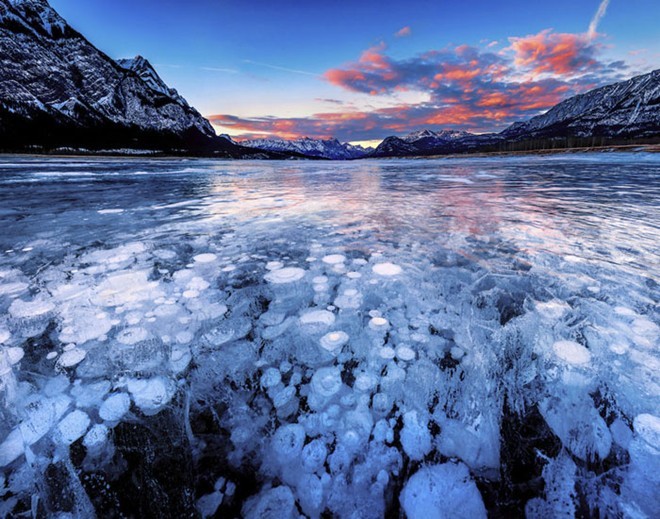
<box><xmin>50</xmin><ymin>0</ymin><xmax>660</xmax><ymax>144</ymax></box>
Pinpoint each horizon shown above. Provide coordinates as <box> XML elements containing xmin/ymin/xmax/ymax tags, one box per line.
<box><xmin>49</xmin><ymin>0</ymin><xmax>660</xmax><ymax>147</ymax></box>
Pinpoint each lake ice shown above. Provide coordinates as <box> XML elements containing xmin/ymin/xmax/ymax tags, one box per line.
<box><xmin>0</xmin><ymin>155</ymin><xmax>658</xmax><ymax>517</ymax></box>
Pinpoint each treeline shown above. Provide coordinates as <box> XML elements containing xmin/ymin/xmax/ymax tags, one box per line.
<box><xmin>490</xmin><ymin>135</ymin><xmax>660</xmax><ymax>153</ymax></box>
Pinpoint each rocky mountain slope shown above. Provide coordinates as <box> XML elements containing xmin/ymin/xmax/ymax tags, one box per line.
<box><xmin>0</xmin><ymin>0</ymin><xmax>289</xmax><ymax>157</ymax></box>
<box><xmin>371</xmin><ymin>69</ymin><xmax>660</xmax><ymax>157</ymax></box>
<box><xmin>241</xmin><ymin>137</ymin><xmax>372</xmax><ymax>159</ymax></box>
<box><xmin>501</xmin><ymin>69</ymin><xmax>660</xmax><ymax>141</ymax></box>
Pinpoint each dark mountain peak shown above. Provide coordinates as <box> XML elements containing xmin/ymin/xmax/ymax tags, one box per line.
<box><xmin>116</xmin><ymin>55</ymin><xmax>185</xmax><ymax>103</ymax></box>
<box><xmin>2</xmin><ymin>0</ymin><xmax>71</xmax><ymax>39</ymax></box>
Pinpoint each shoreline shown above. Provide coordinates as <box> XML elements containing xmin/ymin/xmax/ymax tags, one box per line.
<box><xmin>0</xmin><ymin>143</ymin><xmax>659</xmax><ymax>161</ymax></box>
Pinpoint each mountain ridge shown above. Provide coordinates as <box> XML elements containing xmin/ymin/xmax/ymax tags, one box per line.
<box><xmin>0</xmin><ymin>0</ymin><xmax>303</xmax><ymax>158</ymax></box>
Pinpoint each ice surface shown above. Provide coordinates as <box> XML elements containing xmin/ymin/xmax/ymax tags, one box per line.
<box><xmin>0</xmin><ymin>156</ymin><xmax>658</xmax><ymax>516</ymax></box>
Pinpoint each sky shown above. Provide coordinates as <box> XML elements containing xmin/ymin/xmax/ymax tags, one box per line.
<box><xmin>50</xmin><ymin>0</ymin><xmax>660</xmax><ymax>146</ymax></box>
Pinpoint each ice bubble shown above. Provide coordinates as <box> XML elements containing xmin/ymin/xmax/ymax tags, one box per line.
<box><xmin>272</xmin><ymin>423</ymin><xmax>306</xmax><ymax>461</ymax></box>
<box><xmin>355</xmin><ymin>372</ymin><xmax>378</xmax><ymax>392</ymax></box>
<box><xmin>320</xmin><ymin>331</ymin><xmax>349</xmax><ymax>353</ymax></box>
<box><xmin>0</xmin><ymin>329</ymin><xmax>10</xmax><ymax>344</ymax></box>
<box><xmin>322</xmin><ymin>254</ymin><xmax>346</xmax><ymax>265</ymax></box>
<box><xmin>57</xmin><ymin>410</ymin><xmax>91</xmax><ymax>445</ymax></box>
<box><xmin>194</xmin><ymin>253</ymin><xmax>217</xmax><ymax>263</ymax></box>
<box><xmin>127</xmin><ymin>376</ymin><xmax>175</xmax><ymax>415</ymax></box>
<box><xmin>99</xmin><ymin>393</ymin><xmax>131</xmax><ymax>422</ymax></box>
<box><xmin>400</xmin><ymin>462</ymin><xmax>487</xmax><ymax>519</ymax></box>
<box><xmin>183</xmin><ymin>290</ymin><xmax>200</xmax><ymax>299</ymax></box>
<box><xmin>261</xmin><ymin>368</ymin><xmax>282</xmax><ymax>389</ymax></box>
<box><xmin>313</xmin><ymin>276</ymin><xmax>328</xmax><ymax>284</ymax></box>
<box><xmin>634</xmin><ymin>414</ymin><xmax>660</xmax><ymax>448</ymax></box>
<box><xmin>372</xmin><ymin>393</ymin><xmax>392</xmax><ymax>415</ymax></box>
<box><xmin>6</xmin><ymin>347</ymin><xmax>24</xmax><ymax>365</ymax></box>
<box><xmin>188</xmin><ymin>277</ymin><xmax>210</xmax><ymax>291</ymax></box>
<box><xmin>300</xmin><ymin>309</ymin><xmax>335</xmax><ymax>327</ymax></box>
<box><xmin>401</xmin><ymin>410</ymin><xmax>432</xmax><ymax>461</ymax></box>
<box><xmin>346</xmin><ymin>271</ymin><xmax>362</xmax><ymax>279</ymax></box>
<box><xmin>222</xmin><ymin>265</ymin><xmax>236</xmax><ymax>272</ymax></box>
<box><xmin>266</xmin><ymin>261</ymin><xmax>284</xmax><ymax>271</ymax></box>
<box><xmin>97</xmin><ymin>208</ymin><xmax>124</xmax><ymax>215</ymax></box>
<box><xmin>396</xmin><ymin>346</ymin><xmax>416</xmax><ymax>361</ymax></box>
<box><xmin>83</xmin><ymin>424</ymin><xmax>109</xmax><ymax>449</ymax></box>
<box><xmin>46</xmin><ymin>352</ymin><xmax>58</xmax><ymax>360</ymax></box>
<box><xmin>56</xmin><ymin>348</ymin><xmax>87</xmax><ymax>368</ymax></box>
<box><xmin>369</xmin><ymin>317</ymin><xmax>389</xmax><ymax>330</ymax></box>
<box><xmin>372</xmin><ymin>263</ymin><xmax>402</xmax><ymax>276</ymax></box>
<box><xmin>379</xmin><ymin>347</ymin><xmax>396</xmax><ymax>360</ymax></box>
<box><xmin>242</xmin><ymin>486</ymin><xmax>296</xmax><ymax>519</ymax></box>
<box><xmin>450</xmin><ymin>347</ymin><xmax>465</xmax><ymax>360</ymax></box>
<box><xmin>116</xmin><ymin>327</ymin><xmax>150</xmax><ymax>345</ymax></box>
<box><xmin>264</xmin><ymin>267</ymin><xmax>305</xmax><ymax>284</ymax></box>
<box><xmin>309</xmin><ymin>367</ymin><xmax>343</xmax><ymax>411</ymax></box>
<box><xmin>552</xmin><ymin>340</ymin><xmax>592</xmax><ymax>365</ymax></box>
<box><xmin>302</xmin><ymin>438</ymin><xmax>328</xmax><ymax>472</ymax></box>
<box><xmin>8</xmin><ymin>298</ymin><xmax>54</xmax><ymax>318</ymax></box>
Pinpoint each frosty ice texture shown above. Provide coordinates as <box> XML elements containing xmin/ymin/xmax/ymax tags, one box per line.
<box><xmin>0</xmin><ymin>156</ymin><xmax>658</xmax><ymax>517</ymax></box>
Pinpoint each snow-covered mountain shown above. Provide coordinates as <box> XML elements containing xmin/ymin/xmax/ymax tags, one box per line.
<box><xmin>371</xmin><ymin>70</ymin><xmax>660</xmax><ymax>157</ymax></box>
<box><xmin>0</xmin><ymin>0</ymin><xmax>289</xmax><ymax>157</ymax></box>
<box><xmin>371</xmin><ymin>128</ymin><xmax>496</xmax><ymax>157</ymax></box>
<box><xmin>241</xmin><ymin>137</ymin><xmax>373</xmax><ymax>159</ymax></box>
<box><xmin>502</xmin><ymin>69</ymin><xmax>660</xmax><ymax>140</ymax></box>
<box><xmin>401</xmin><ymin>129</ymin><xmax>471</xmax><ymax>143</ymax></box>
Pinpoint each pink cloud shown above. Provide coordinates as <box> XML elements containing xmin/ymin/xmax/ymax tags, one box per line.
<box><xmin>395</xmin><ymin>26</ymin><xmax>412</xmax><ymax>38</ymax></box>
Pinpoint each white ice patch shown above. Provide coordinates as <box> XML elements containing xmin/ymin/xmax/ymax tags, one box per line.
<box><xmin>322</xmin><ymin>254</ymin><xmax>346</xmax><ymax>265</ymax></box>
<box><xmin>56</xmin><ymin>348</ymin><xmax>87</xmax><ymax>368</ymax></box>
<box><xmin>99</xmin><ymin>392</ymin><xmax>131</xmax><ymax>422</ymax></box>
<box><xmin>264</xmin><ymin>267</ymin><xmax>305</xmax><ymax>284</ymax></box>
<box><xmin>193</xmin><ymin>253</ymin><xmax>217</xmax><ymax>263</ymax></box>
<box><xmin>127</xmin><ymin>376</ymin><xmax>175</xmax><ymax>415</ymax></box>
<box><xmin>57</xmin><ymin>410</ymin><xmax>90</xmax><ymax>444</ymax></box>
<box><xmin>552</xmin><ymin>340</ymin><xmax>592</xmax><ymax>365</ymax></box>
<box><xmin>372</xmin><ymin>262</ymin><xmax>402</xmax><ymax>276</ymax></box>
<box><xmin>400</xmin><ymin>462</ymin><xmax>487</xmax><ymax>519</ymax></box>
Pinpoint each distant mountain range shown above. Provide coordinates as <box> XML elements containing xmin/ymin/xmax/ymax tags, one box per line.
<box><xmin>0</xmin><ymin>0</ymin><xmax>658</xmax><ymax>158</ymax></box>
<box><xmin>372</xmin><ymin>69</ymin><xmax>660</xmax><ymax>157</ymax></box>
<box><xmin>238</xmin><ymin>137</ymin><xmax>373</xmax><ymax>159</ymax></box>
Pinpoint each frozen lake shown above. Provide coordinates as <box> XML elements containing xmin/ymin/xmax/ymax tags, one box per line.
<box><xmin>0</xmin><ymin>155</ymin><xmax>658</xmax><ymax>517</ymax></box>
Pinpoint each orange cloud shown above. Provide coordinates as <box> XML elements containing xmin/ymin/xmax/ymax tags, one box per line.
<box><xmin>508</xmin><ymin>29</ymin><xmax>599</xmax><ymax>76</ymax></box>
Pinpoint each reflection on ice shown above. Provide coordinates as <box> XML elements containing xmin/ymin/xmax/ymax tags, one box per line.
<box><xmin>0</xmin><ymin>155</ymin><xmax>658</xmax><ymax>517</ymax></box>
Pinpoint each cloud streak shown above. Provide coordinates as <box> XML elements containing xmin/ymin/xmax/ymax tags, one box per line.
<box><xmin>588</xmin><ymin>0</ymin><xmax>610</xmax><ymax>39</ymax></box>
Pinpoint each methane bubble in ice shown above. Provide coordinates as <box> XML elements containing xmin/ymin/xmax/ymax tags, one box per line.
<box><xmin>319</xmin><ymin>331</ymin><xmax>349</xmax><ymax>353</ymax></box>
<box><xmin>99</xmin><ymin>392</ymin><xmax>131</xmax><ymax>422</ymax></box>
<box><xmin>193</xmin><ymin>253</ymin><xmax>217</xmax><ymax>263</ymax></box>
<box><xmin>552</xmin><ymin>340</ymin><xmax>592</xmax><ymax>365</ymax></box>
<box><xmin>322</xmin><ymin>254</ymin><xmax>346</xmax><ymax>265</ymax></box>
<box><xmin>56</xmin><ymin>348</ymin><xmax>87</xmax><ymax>368</ymax></box>
<box><xmin>400</xmin><ymin>462</ymin><xmax>487</xmax><ymax>519</ymax></box>
<box><xmin>372</xmin><ymin>262</ymin><xmax>402</xmax><ymax>276</ymax></box>
<box><xmin>264</xmin><ymin>267</ymin><xmax>305</xmax><ymax>284</ymax></box>
<box><xmin>299</xmin><ymin>309</ymin><xmax>335</xmax><ymax>326</ymax></box>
